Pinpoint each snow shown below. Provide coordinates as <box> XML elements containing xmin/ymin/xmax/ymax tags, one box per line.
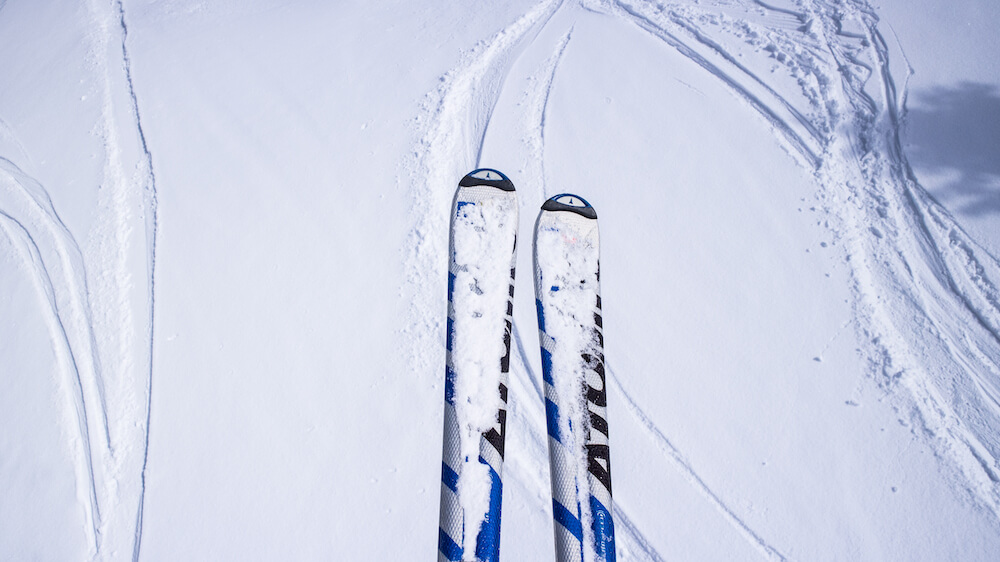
<box><xmin>1</xmin><ymin>0</ymin><xmax>999</xmax><ymax>560</ymax></box>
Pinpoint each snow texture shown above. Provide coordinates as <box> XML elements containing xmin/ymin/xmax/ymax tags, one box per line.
<box><xmin>2</xmin><ymin>0</ymin><xmax>1000</xmax><ymax>560</ymax></box>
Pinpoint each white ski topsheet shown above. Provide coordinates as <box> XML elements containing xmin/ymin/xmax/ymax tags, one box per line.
<box><xmin>448</xmin><ymin>182</ymin><xmax>518</xmax><ymax>544</ymax></box>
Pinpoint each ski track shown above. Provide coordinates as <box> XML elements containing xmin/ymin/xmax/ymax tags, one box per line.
<box><xmin>513</xmin><ymin>24</ymin><xmax>675</xmax><ymax>559</ymax></box>
<box><xmin>513</xmin><ymin>323</ymin><xmax>545</xmax><ymax>402</ymax></box>
<box><xmin>482</xmin><ymin>7</ymin><xmax>675</xmax><ymax>559</ymax></box>
<box><xmin>0</xmin><ymin>159</ymin><xmax>111</xmax><ymax>444</ymax></box>
<box><xmin>404</xmin><ymin>0</ymin><xmax>565</xmax><ymax>394</ymax></box>
<box><xmin>113</xmin><ymin>0</ymin><xmax>160</xmax><ymax>559</ymax></box>
<box><xmin>0</xmin><ymin>207</ymin><xmax>102</xmax><ymax>554</ymax></box>
<box><xmin>0</xmin><ymin>1</ymin><xmax>159</xmax><ymax>559</ymax></box>
<box><xmin>588</xmin><ymin>0</ymin><xmax>1000</xmax><ymax>520</ymax></box>
<box><xmin>509</xmin><ymin>322</ymin><xmax>673</xmax><ymax>561</ymax></box>
<box><xmin>520</xmin><ymin>27</ymin><xmax>573</xmax><ymax>201</ymax></box>
<box><xmin>0</xmin><ymin>115</ymin><xmax>31</xmax><ymax>167</ymax></box>
<box><xmin>612</xmin><ymin>504</ymin><xmax>667</xmax><ymax>562</ymax></box>
<box><xmin>471</xmin><ymin>4</ymin><xmax>569</xmax><ymax>170</ymax></box>
<box><xmin>819</xmin><ymin>0</ymin><xmax>1000</xmax><ymax>514</ymax></box>
<box><xmin>608</xmin><ymin>363</ymin><xmax>788</xmax><ymax>561</ymax></box>
<box><xmin>606</xmin><ymin>0</ymin><xmax>824</xmax><ymax>169</ymax></box>
<box><xmin>0</xmin><ymin>159</ymin><xmax>106</xmax><ymax>555</ymax></box>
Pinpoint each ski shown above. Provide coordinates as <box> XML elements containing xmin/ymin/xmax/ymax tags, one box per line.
<box><xmin>439</xmin><ymin>169</ymin><xmax>518</xmax><ymax>562</ymax></box>
<box><xmin>533</xmin><ymin>194</ymin><xmax>615</xmax><ymax>562</ymax></box>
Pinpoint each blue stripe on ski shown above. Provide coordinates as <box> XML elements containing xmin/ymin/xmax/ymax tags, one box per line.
<box><xmin>474</xmin><ymin>461</ymin><xmax>504</xmax><ymax>562</ymax></box>
<box><xmin>545</xmin><ymin>397</ymin><xmax>562</xmax><ymax>443</ymax></box>
<box><xmin>439</xmin><ymin>527</ymin><xmax>463</xmax><ymax>561</ymax></box>
<box><xmin>590</xmin><ymin>495</ymin><xmax>616</xmax><ymax>562</ymax></box>
<box><xmin>536</xmin><ymin>299</ymin><xmax>545</xmax><ymax>332</ymax></box>
<box><xmin>441</xmin><ymin>462</ymin><xmax>459</xmax><ymax>493</ymax></box>
<box><xmin>541</xmin><ymin>347</ymin><xmax>554</xmax><ymax>385</ymax></box>
<box><xmin>553</xmin><ymin>499</ymin><xmax>583</xmax><ymax>542</ymax></box>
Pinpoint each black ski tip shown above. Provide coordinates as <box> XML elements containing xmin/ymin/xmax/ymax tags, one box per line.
<box><xmin>541</xmin><ymin>193</ymin><xmax>597</xmax><ymax>220</ymax></box>
<box><xmin>459</xmin><ymin>168</ymin><xmax>515</xmax><ymax>192</ymax></box>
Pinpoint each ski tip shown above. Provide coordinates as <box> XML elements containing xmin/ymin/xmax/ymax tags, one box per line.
<box><xmin>459</xmin><ymin>168</ymin><xmax>515</xmax><ymax>192</ymax></box>
<box><xmin>541</xmin><ymin>193</ymin><xmax>597</xmax><ymax>220</ymax></box>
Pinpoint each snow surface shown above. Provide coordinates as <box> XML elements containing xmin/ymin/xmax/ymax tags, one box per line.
<box><xmin>1</xmin><ymin>0</ymin><xmax>1000</xmax><ymax>560</ymax></box>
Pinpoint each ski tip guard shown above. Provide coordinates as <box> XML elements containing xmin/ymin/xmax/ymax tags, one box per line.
<box><xmin>459</xmin><ymin>168</ymin><xmax>515</xmax><ymax>192</ymax></box>
<box><xmin>541</xmin><ymin>193</ymin><xmax>597</xmax><ymax>220</ymax></box>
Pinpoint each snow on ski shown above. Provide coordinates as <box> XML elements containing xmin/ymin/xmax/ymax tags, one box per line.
<box><xmin>534</xmin><ymin>194</ymin><xmax>614</xmax><ymax>562</ymax></box>
<box><xmin>439</xmin><ymin>169</ymin><xmax>518</xmax><ymax>562</ymax></box>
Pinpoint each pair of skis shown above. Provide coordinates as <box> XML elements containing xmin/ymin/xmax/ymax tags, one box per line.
<box><xmin>438</xmin><ymin>169</ymin><xmax>614</xmax><ymax>562</ymax></box>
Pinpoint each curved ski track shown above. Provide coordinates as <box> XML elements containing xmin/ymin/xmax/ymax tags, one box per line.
<box><xmin>403</xmin><ymin>0</ymin><xmax>563</xmax><ymax>390</ymax></box>
<box><xmin>0</xmin><ymin>1</ymin><xmax>159</xmax><ymax>559</ymax></box>
<box><xmin>807</xmin><ymin>0</ymin><xmax>1000</xmax><ymax>514</ymax></box>
<box><xmin>409</xmin><ymin>0</ymin><xmax>1000</xmax><ymax>557</ymax></box>
<box><xmin>0</xmin><ymin>159</ymin><xmax>106</xmax><ymax>555</ymax></box>
<box><xmin>604</xmin><ymin>0</ymin><xmax>1000</xmax><ymax>524</ymax></box>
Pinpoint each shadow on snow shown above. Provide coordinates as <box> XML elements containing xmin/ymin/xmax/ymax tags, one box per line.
<box><xmin>904</xmin><ymin>81</ymin><xmax>1000</xmax><ymax>217</ymax></box>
